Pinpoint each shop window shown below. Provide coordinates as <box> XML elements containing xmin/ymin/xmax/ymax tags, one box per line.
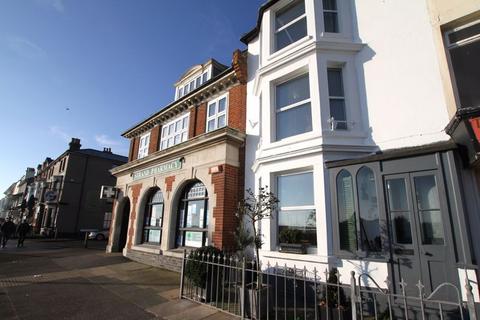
<box><xmin>142</xmin><ymin>189</ymin><xmax>164</xmax><ymax>245</ymax></box>
<box><xmin>445</xmin><ymin>20</ymin><xmax>480</xmax><ymax>108</ymax></box>
<box><xmin>274</xmin><ymin>0</ymin><xmax>307</xmax><ymax>51</ymax></box>
<box><xmin>277</xmin><ymin>171</ymin><xmax>316</xmax><ymax>246</ymax></box>
<box><xmin>327</xmin><ymin>68</ymin><xmax>347</xmax><ymax>130</ymax></box>
<box><xmin>323</xmin><ymin>0</ymin><xmax>339</xmax><ymax>33</ymax></box>
<box><xmin>207</xmin><ymin>94</ymin><xmax>228</xmax><ymax>132</ymax></box>
<box><xmin>176</xmin><ymin>181</ymin><xmax>209</xmax><ymax>248</ymax></box>
<box><xmin>275</xmin><ymin>73</ymin><xmax>312</xmax><ymax>140</ymax></box>
<box><xmin>160</xmin><ymin>114</ymin><xmax>189</xmax><ymax>150</ymax></box>
<box><xmin>137</xmin><ymin>132</ymin><xmax>150</xmax><ymax>159</ymax></box>
<box><xmin>337</xmin><ymin>170</ymin><xmax>357</xmax><ymax>252</ymax></box>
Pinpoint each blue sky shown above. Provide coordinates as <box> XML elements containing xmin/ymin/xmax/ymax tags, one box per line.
<box><xmin>0</xmin><ymin>0</ymin><xmax>263</xmax><ymax>194</ymax></box>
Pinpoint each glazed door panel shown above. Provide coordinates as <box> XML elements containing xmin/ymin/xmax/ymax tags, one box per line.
<box><xmin>385</xmin><ymin>171</ymin><xmax>458</xmax><ymax>298</ymax></box>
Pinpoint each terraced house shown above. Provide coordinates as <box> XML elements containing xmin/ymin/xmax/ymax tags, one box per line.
<box><xmin>242</xmin><ymin>0</ymin><xmax>480</xmax><ymax>300</ymax></box>
<box><xmin>107</xmin><ymin>51</ymin><xmax>247</xmax><ymax>271</ymax></box>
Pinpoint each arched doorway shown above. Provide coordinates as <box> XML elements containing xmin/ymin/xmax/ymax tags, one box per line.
<box><xmin>117</xmin><ymin>198</ymin><xmax>130</xmax><ymax>252</ymax></box>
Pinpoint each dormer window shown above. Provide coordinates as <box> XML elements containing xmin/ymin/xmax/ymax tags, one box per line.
<box><xmin>176</xmin><ymin>71</ymin><xmax>211</xmax><ymax>100</ymax></box>
<box><xmin>274</xmin><ymin>0</ymin><xmax>307</xmax><ymax>52</ymax></box>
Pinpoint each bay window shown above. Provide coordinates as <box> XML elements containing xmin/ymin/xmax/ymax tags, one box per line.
<box><xmin>137</xmin><ymin>132</ymin><xmax>150</xmax><ymax>159</ymax></box>
<box><xmin>207</xmin><ymin>94</ymin><xmax>228</xmax><ymax>132</ymax></box>
<box><xmin>275</xmin><ymin>73</ymin><xmax>312</xmax><ymax>140</ymax></box>
<box><xmin>160</xmin><ymin>114</ymin><xmax>189</xmax><ymax>150</ymax></box>
<box><xmin>277</xmin><ymin>171</ymin><xmax>316</xmax><ymax>246</ymax></box>
<box><xmin>323</xmin><ymin>0</ymin><xmax>339</xmax><ymax>33</ymax></box>
<box><xmin>327</xmin><ymin>68</ymin><xmax>347</xmax><ymax>130</ymax></box>
<box><xmin>445</xmin><ymin>20</ymin><xmax>480</xmax><ymax>108</ymax></box>
<box><xmin>274</xmin><ymin>0</ymin><xmax>307</xmax><ymax>51</ymax></box>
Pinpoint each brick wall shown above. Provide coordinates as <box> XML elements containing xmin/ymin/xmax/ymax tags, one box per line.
<box><xmin>129</xmin><ymin>137</ymin><xmax>140</xmax><ymax>162</ymax></box>
<box><xmin>149</xmin><ymin>125</ymin><xmax>161</xmax><ymax>154</ymax></box>
<box><xmin>127</xmin><ymin>183</ymin><xmax>142</xmax><ymax>249</ymax></box>
<box><xmin>228</xmin><ymin>84</ymin><xmax>247</xmax><ymax>133</ymax></box>
<box><xmin>188</xmin><ymin>107</ymin><xmax>197</xmax><ymax>139</ymax></box>
<box><xmin>210</xmin><ymin>164</ymin><xmax>241</xmax><ymax>251</ymax></box>
<box><xmin>195</xmin><ymin>103</ymin><xmax>207</xmax><ymax>136</ymax></box>
<box><xmin>126</xmin><ymin>249</ymin><xmax>182</xmax><ymax>273</ymax></box>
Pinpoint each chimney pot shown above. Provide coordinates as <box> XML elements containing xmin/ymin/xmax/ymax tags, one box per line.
<box><xmin>69</xmin><ymin>138</ymin><xmax>81</xmax><ymax>151</ymax></box>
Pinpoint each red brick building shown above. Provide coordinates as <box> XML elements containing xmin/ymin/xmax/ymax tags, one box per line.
<box><xmin>107</xmin><ymin>51</ymin><xmax>247</xmax><ymax>271</ymax></box>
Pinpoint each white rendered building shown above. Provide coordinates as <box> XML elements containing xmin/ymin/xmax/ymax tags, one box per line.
<box><xmin>242</xmin><ymin>0</ymin><xmax>480</xmax><ymax>298</ymax></box>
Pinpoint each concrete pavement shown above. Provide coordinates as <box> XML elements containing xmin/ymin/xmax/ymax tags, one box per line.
<box><xmin>0</xmin><ymin>238</ymin><xmax>236</xmax><ymax>320</ymax></box>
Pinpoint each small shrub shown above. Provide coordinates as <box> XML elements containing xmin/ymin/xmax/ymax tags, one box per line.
<box><xmin>278</xmin><ymin>228</ymin><xmax>302</xmax><ymax>244</ymax></box>
<box><xmin>184</xmin><ymin>246</ymin><xmax>224</xmax><ymax>288</ymax></box>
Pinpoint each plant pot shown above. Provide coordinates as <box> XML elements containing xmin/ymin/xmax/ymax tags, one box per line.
<box><xmin>240</xmin><ymin>284</ymin><xmax>272</xmax><ymax>320</ymax></box>
<box><xmin>280</xmin><ymin>243</ymin><xmax>307</xmax><ymax>254</ymax></box>
<box><xmin>318</xmin><ymin>305</ymin><xmax>352</xmax><ymax>320</ymax></box>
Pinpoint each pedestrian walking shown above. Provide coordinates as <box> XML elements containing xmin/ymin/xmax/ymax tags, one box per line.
<box><xmin>16</xmin><ymin>219</ymin><xmax>30</xmax><ymax>248</ymax></box>
<box><xmin>1</xmin><ymin>217</ymin><xmax>16</xmax><ymax>248</ymax></box>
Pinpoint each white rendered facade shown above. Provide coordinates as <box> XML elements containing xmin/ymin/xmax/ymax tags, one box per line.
<box><xmin>244</xmin><ymin>0</ymin><xmax>455</xmax><ymax>287</ymax></box>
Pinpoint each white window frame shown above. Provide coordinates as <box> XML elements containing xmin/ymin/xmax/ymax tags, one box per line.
<box><xmin>160</xmin><ymin>113</ymin><xmax>189</xmax><ymax>150</ymax></box>
<box><xmin>137</xmin><ymin>132</ymin><xmax>150</xmax><ymax>159</ymax></box>
<box><xmin>327</xmin><ymin>67</ymin><xmax>347</xmax><ymax>130</ymax></box>
<box><xmin>206</xmin><ymin>93</ymin><xmax>229</xmax><ymax>132</ymax></box>
<box><xmin>275</xmin><ymin>170</ymin><xmax>316</xmax><ymax>247</ymax></box>
<box><xmin>273</xmin><ymin>0</ymin><xmax>307</xmax><ymax>52</ymax></box>
<box><xmin>274</xmin><ymin>72</ymin><xmax>312</xmax><ymax>141</ymax></box>
<box><xmin>322</xmin><ymin>0</ymin><xmax>339</xmax><ymax>33</ymax></box>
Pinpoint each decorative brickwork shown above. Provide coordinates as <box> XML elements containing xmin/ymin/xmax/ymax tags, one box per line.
<box><xmin>232</xmin><ymin>49</ymin><xmax>247</xmax><ymax>84</ymax></box>
<box><xmin>108</xmin><ymin>199</ymin><xmax>117</xmax><ymax>247</ymax></box>
<box><xmin>165</xmin><ymin>176</ymin><xmax>176</xmax><ymax>192</ymax></box>
<box><xmin>149</xmin><ymin>125</ymin><xmax>161</xmax><ymax>154</ymax></box>
<box><xmin>211</xmin><ymin>164</ymin><xmax>241</xmax><ymax>251</ymax></box>
<box><xmin>126</xmin><ymin>183</ymin><xmax>142</xmax><ymax>249</ymax></box>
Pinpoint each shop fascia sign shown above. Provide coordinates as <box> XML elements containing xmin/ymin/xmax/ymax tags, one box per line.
<box><xmin>132</xmin><ymin>158</ymin><xmax>182</xmax><ymax>180</ymax></box>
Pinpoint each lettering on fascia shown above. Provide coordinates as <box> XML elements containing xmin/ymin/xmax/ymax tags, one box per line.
<box><xmin>132</xmin><ymin>159</ymin><xmax>182</xmax><ymax>180</ymax></box>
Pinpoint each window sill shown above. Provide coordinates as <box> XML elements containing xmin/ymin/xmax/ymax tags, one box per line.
<box><xmin>267</xmin><ymin>35</ymin><xmax>313</xmax><ymax>62</ymax></box>
<box><xmin>131</xmin><ymin>244</ymin><xmax>161</xmax><ymax>255</ymax></box>
<box><xmin>260</xmin><ymin>249</ymin><xmax>329</xmax><ymax>264</ymax></box>
<box><xmin>334</xmin><ymin>253</ymin><xmax>388</xmax><ymax>263</ymax></box>
<box><xmin>264</xmin><ymin>130</ymin><xmax>317</xmax><ymax>151</ymax></box>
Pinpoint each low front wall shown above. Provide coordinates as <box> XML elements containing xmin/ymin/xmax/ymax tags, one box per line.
<box><xmin>125</xmin><ymin>249</ymin><xmax>182</xmax><ymax>273</ymax></box>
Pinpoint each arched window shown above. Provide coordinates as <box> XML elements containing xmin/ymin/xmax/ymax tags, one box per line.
<box><xmin>356</xmin><ymin>167</ymin><xmax>381</xmax><ymax>252</ymax></box>
<box><xmin>337</xmin><ymin>170</ymin><xmax>357</xmax><ymax>252</ymax></box>
<box><xmin>142</xmin><ymin>189</ymin><xmax>164</xmax><ymax>245</ymax></box>
<box><xmin>176</xmin><ymin>181</ymin><xmax>208</xmax><ymax>248</ymax></box>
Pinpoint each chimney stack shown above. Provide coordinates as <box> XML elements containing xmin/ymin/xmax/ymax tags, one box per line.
<box><xmin>69</xmin><ymin>138</ymin><xmax>81</xmax><ymax>151</ymax></box>
<box><xmin>103</xmin><ymin>147</ymin><xmax>112</xmax><ymax>153</ymax></box>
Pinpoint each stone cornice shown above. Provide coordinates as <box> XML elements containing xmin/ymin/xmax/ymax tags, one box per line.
<box><xmin>112</xmin><ymin>127</ymin><xmax>246</xmax><ymax>177</ymax></box>
<box><xmin>123</xmin><ymin>70</ymin><xmax>239</xmax><ymax>139</ymax></box>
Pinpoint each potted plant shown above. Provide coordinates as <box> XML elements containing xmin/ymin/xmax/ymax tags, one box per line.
<box><xmin>278</xmin><ymin>228</ymin><xmax>307</xmax><ymax>254</ymax></box>
<box><xmin>235</xmin><ymin>187</ymin><xmax>279</xmax><ymax>319</ymax></box>
<box><xmin>184</xmin><ymin>245</ymin><xmax>224</xmax><ymax>302</ymax></box>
